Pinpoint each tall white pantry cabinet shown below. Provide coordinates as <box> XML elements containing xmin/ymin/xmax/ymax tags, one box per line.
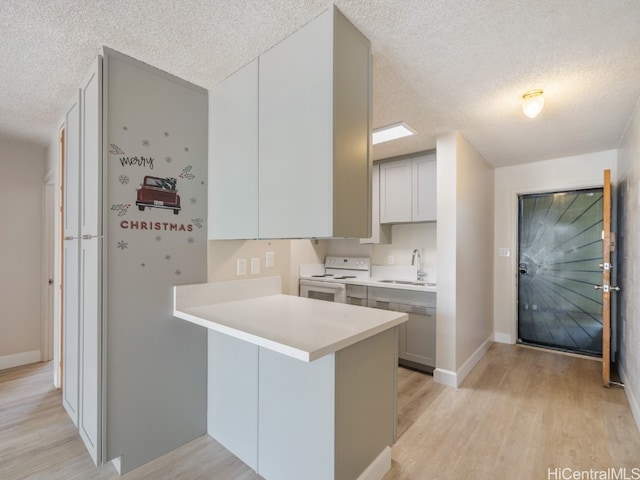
<box><xmin>62</xmin><ymin>47</ymin><xmax>208</xmax><ymax>474</ymax></box>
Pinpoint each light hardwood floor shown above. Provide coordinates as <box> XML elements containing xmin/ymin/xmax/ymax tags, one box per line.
<box><xmin>1</xmin><ymin>343</ymin><xmax>639</xmax><ymax>479</ymax></box>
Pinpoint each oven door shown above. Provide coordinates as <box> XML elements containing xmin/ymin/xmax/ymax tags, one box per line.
<box><xmin>299</xmin><ymin>279</ymin><xmax>346</xmax><ymax>303</ymax></box>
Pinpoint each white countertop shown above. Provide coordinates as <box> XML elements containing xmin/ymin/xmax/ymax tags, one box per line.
<box><xmin>347</xmin><ymin>277</ymin><xmax>437</xmax><ymax>293</ymax></box>
<box><xmin>174</xmin><ymin>293</ymin><xmax>407</xmax><ymax>362</ymax></box>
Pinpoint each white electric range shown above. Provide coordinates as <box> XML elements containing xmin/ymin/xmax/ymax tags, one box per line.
<box><xmin>299</xmin><ymin>256</ymin><xmax>370</xmax><ymax>303</ymax></box>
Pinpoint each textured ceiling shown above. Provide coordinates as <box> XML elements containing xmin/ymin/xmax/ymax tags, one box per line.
<box><xmin>1</xmin><ymin>0</ymin><xmax>640</xmax><ymax>167</ymax></box>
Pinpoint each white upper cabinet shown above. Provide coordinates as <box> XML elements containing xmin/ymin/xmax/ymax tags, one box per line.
<box><xmin>209</xmin><ymin>59</ymin><xmax>259</xmax><ymax>239</ymax></box>
<box><xmin>360</xmin><ymin>163</ymin><xmax>391</xmax><ymax>244</ymax></box>
<box><xmin>412</xmin><ymin>154</ymin><xmax>437</xmax><ymax>222</ymax></box>
<box><xmin>380</xmin><ymin>159</ymin><xmax>413</xmax><ymax>223</ymax></box>
<box><xmin>379</xmin><ymin>153</ymin><xmax>437</xmax><ymax>224</ymax></box>
<box><xmin>209</xmin><ymin>6</ymin><xmax>371</xmax><ymax>239</ymax></box>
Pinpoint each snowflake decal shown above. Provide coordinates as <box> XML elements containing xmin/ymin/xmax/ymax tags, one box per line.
<box><xmin>141</xmin><ymin>263</ymin><xmax>146</xmax><ymax>268</ymax></box>
<box><xmin>164</xmin><ymin>131</ymin><xmax>169</xmax><ymax>137</ymax></box>
<box><xmin>179</xmin><ymin>165</ymin><xmax>195</xmax><ymax>180</ymax></box>
<box><xmin>190</xmin><ymin>198</ymin><xmax>197</xmax><ymax>205</ymax></box>
<box><xmin>122</xmin><ymin>126</ymin><xmax>128</xmax><ymax>131</ymax></box>
<box><xmin>165</xmin><ymin>156</ymin><xmax>172</xmax><ymax>163</ymax></box>
<box><xmin>200</xmin><ymin>180</ymin><xmax>205</xmax><ymax>185</ymax></box>
<box><xmin>117</xmin><ymin>240</ymin><xmax>128</xmax><ymax>250</ymax></box>
<box><xmin>191</xmin><ymin>218</ymin><xmax>204</xmax><ymax>229</ymax></box>
<box><xmin>187</xmin><ymin>237</ymin><xmax>195</xmax><ymax>244</ymax></box>
<box><xmin>184</xmin><ymin>147</ymin><xmax>189</xmax><ymax>152</ymax></box>
<box><xmin>175</xmin><ymin>269</ymin><xmax>182</xmax><ymax>276</ymax></box>
<box><xmin>118</xmin><ymin>175</ymin><xmax>130</xmax><ymax>185</ymax></box>
<box><xmin>142</xmin><ymin>139</ymin><xmax>150</xmax><ymax>147</ymax></box>
<box><xmin>165</xmin><ymin>254</ymin><xmax>171</xmax><ymax>261</ymax></box>
<box><xmin>109</xmin><ymin>143</ymin><xmax>125</xmax><ymax>155</ymax></box>
<box><xmin>155</xmin><ymin>235</ymin><xmax>162</xmax><ymax>242</ymax></box>
<box><xmin>111</xmin><ymin>203</ymin><xmax>130</xmax><ymax>217</ymax></box>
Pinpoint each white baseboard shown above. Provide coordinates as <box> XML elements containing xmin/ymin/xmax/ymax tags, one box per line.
<box><xmin>493</xmin><ymin>332</ymin><xmax>513</xmax><ymax>344</ymax></box>
<box><xmin>111</xmin><ymin>456</ymin><xmax>122</xmax><ymax>475</ymax></box>
<box><xmin>0</xmin><ymin>350</ymin><xmax>41</xmax><ymax>371</ymax></box>
<box><xmin>456</xmin><ymin>335</ymin><xmax>493</xmax><ymax>386</ymax></box>
<box><xmin>357</xmin><ymin>446</ymin><xmax>391</xmax><ymax>480</ymax></box>
<box><xmin>619</xmin><ymin>364</ymin><xmax>640</xmax><ymax>433</ymax></box>
<box><xmin>433</xmin><ymin>368</ymin><xmax>457</xmax><ymax>387</ymax></box>
<box><xmin>434</xmin><ymin>335</ymin><xmax>493</xmax><ymax>388</ymax></box>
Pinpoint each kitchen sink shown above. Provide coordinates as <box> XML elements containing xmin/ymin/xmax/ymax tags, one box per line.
<box><xmin>379</xmin><ymin>279</ymin><xmax>436</xmax><ymax>287</ymax></box>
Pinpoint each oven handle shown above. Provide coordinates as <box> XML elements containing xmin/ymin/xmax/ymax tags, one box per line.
<box><xmin>299</xmin><ymin>279</ymin><xmax>347</xmax><ymax>291</ymax></box>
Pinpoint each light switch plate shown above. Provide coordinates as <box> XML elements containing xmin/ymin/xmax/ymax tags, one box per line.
<box><xmin>251</xmin><ymin>258</ymin><xmax>260</xmax><ymax>274</ymax></box>
<box><xmin>266</xmin><ymin>251</ymin><xmax>275</xmax><ymax>268</ymax></box>
<box><xmin>237</xmin><ymin>258</ymin><xmax>247</xmax><ymax>276</ymax></box>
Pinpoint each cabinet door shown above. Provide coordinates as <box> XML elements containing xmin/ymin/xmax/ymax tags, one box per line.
<box><xmin>62</xmin><ymin>93</ymin><xmax>81</xmax><ymax>426</ymax></box>
<box><xmin>361</xmin><ymin>164</ymin><xmax>391</xmax><ymax>244</ymax></box>
<box><xmin>403</xmin><ymin>307</ymin><xmax>436</xmax><ymax>367</ymax></box>
<box><xmin>380</xmin><ymin>159</ymin><xmax>412</xmax><ymax>223</ymax></box>
<box><xmin>412</xmin><ymin>154</ymin><xmax>437</xmax><ymax>222</ymax></box>
<box><xmin>78</xmin><ymin>56</ymin><xmax>103</xmax><ymax>465</ymax></box>
<box><xmin>209</xmin><ymin>59</ymin><xmax>259</xmax><ymax>239</ymax></box>
<box><xmin>258</xmin><ymin>9</ymin><xmax>334</xmax><ymax>238</ymax></box>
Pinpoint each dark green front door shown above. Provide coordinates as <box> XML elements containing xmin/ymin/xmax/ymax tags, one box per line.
<box><xmin>517</xmin><ymin>189</ymin><xmax>603</xmax><ymax>356</ymax></box>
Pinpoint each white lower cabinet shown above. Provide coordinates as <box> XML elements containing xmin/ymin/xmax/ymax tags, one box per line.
<box><xmin>398</xmin><ymin>302</ymin><xmax>436</xmax><ymax>369</ymax></box>
<box><xmin>367</xmin><ymin>287</ymin><xmax>436</xmax><ymax>371</ymax></box>
<box><xmin>207</xmin><ymin>328</ymin><xmax>396</xmax><ymax>480</ymax></box>
<box><xmin>62</xmin><ymin>237</ymin><xmax>80</xmax><ymax>424</ymax></box>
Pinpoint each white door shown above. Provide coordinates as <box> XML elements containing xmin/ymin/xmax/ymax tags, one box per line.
<box><xmin>62</xmin><ymin>93</ymin><xmax>81</xmax><ymax>426</ymax></box>
<box><xmin>79</xmin><ymin>55</ymin><xmax>103</xmax><ymax>465</ymax></box>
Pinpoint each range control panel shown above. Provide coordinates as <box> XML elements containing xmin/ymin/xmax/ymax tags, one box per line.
<box><xmin>325</xmin><ymin>256</ymin><xmax>370</xmax><ymax>271</ymax></box>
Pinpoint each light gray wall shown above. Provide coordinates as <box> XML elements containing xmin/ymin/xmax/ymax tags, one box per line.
<box><xmin>617</xmin><ymin>95</ymin><xmax>640</xmax><ymax>427</ymax></box>
<box><xmin>435</xmin><ymin>131</ymin><xmax>494</xmax><ymax>385</ymax></box>
<box><xmin>0</xmin><ymin>137</ymin><xmax>45</xmax><ymax>368</ymax></box>
<box><xmin>454</xmin><ymin>132</ymin><xmax>494</xmax><ymax>369</ymax></box>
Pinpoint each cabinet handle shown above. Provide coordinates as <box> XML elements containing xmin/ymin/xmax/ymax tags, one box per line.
<box><xmin>64</xmin><ymin>236</ymin><xmax>74</xmax><ymax>240</ymax></box>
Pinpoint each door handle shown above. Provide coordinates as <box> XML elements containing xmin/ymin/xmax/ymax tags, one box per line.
<box><xmin>519</xmin><ymin>263</ymin><xmax>528</xmax><ymax>275</ymax></box>
<box><xmin>594</xmin><ymin>285</ymin><xmax>621</xmax><ymax>292</ymax></box>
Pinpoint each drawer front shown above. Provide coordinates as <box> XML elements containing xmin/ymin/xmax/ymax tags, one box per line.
<box><xmin>367</xmin><ymin>286</ymin><xmax>436</xmax><ymax>308</ymax></box>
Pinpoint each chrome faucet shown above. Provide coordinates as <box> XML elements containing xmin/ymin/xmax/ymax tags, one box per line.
<box><xmin>411</xmin><ymin>249</ymin><xmax>425</xmax><ymax>281</ymax></box>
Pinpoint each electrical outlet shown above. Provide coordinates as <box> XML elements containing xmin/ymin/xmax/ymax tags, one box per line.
<box><xmin>251</xmin><ymin>258</ymin><xmax>260</xmax><ymax>274</ymax></box>
<box><xmin>388</xmin><ymin>255</ymin><xmax>394</xmax><ymax>265</ymax></box>
<box><xmin>237</xmin><ymin>258</ymin><xmax>247</xmax><ymax>276</ymax></box>
<box><xmin>266</xmin><ymin>251</ymin><xmax>275</xmax><ymax>268</ymax></box>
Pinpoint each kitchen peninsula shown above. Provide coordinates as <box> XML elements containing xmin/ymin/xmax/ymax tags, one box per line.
<box><xmin>173</xmin><ymin>277</ymin><xmax>407</xmax><ymax>480</ymax></box>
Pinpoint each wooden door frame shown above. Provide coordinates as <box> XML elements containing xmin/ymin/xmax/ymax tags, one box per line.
<box><xmin>602</xmin><ymin>169</ymin><xmax>612</xmax><ymax>387</ymax></box>
<box><xmin>41</xmin><ymin>181</ymin><xmax>55</xmax><ymax>363</ymax></box>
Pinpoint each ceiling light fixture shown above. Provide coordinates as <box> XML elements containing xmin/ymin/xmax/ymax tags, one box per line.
<box><xmin>522</xmin><ymin>89</ymin><xmax>544</xmax><ymax>118</ymax></box>
<box><xmin>372</xmin><ymin>122</ymin><xmax>416</xmax><ymax>145</ymax></box>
